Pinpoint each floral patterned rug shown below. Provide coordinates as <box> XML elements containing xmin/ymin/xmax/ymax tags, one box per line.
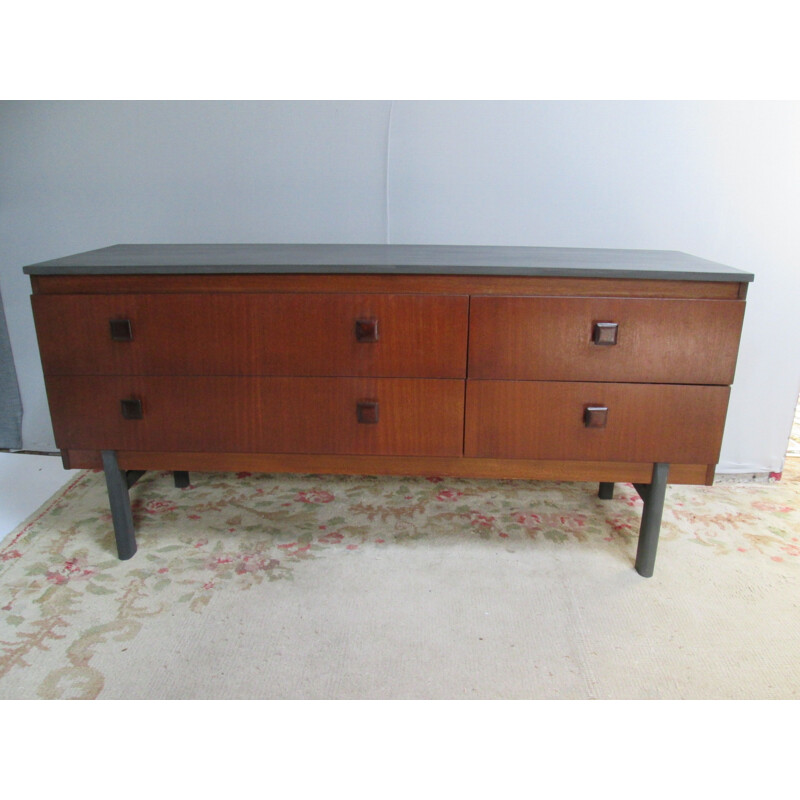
<box><xmin>2</xmin><ymin>459</ymin><xmax>799</xmax><ymax>699</ymax></box>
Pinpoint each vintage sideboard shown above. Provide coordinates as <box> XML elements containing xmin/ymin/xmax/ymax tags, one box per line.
<box><xmin>23</xmin><ymin>244</ymin><xmax>753</xmax><ymax>576</ymax></box>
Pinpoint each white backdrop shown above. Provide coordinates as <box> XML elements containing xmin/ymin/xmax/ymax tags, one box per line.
<box><xmin>1</xmin><ymin>101</ymin><xmax>798</xmax><ymax>473</ymax></box>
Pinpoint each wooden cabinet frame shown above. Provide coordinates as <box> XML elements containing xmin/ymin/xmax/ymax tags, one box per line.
<box><xmin>25</xmin><ymin>245</ymin><xmax>753</xmax><ymax>577</ymax></box>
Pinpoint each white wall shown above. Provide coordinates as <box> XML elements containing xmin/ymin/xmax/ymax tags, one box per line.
<box><xmin>2</xmin><ymin>100</ymin><xmax>798</xmax><ymax>473</ymax></box>
<box><xmin>0</xmin><ymin>101</ymin><xmax>391</xmax><ymax>450</ymax></box>
<box><xmin>387</xmin><ymin>101</ymin><xmax>800</xmax><ymax>474</ymax></box>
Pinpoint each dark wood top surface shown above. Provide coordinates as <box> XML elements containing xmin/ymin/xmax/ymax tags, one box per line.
<box><xmin>23</xmin><ymin>243</ymin><xmax>754</xmax><ymax>281</ymax></box>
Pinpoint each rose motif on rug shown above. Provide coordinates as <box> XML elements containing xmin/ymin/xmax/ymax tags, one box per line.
<box><xmin>1</xmin><ymin>467</ymin><xmax>798</xmax><ymax>698</ymax></box>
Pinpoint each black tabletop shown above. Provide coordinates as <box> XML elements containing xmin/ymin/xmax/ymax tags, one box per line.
<box><xmin>23</xmin><ymin>243</ymin><xmax>754</xmax><ymax>282</ymax></box>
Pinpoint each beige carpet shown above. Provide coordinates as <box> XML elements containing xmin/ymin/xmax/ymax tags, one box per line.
<box><xmin>1</xmin><ymin>454</ymin><xmax>799</xmax><ymax>699</ymax></box>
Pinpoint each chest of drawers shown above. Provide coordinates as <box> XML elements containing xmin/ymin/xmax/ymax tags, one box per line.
<box><xmin>24</xmin><ymin>244</ymin><xmax>753</xmax><ymax>576</ymax></box>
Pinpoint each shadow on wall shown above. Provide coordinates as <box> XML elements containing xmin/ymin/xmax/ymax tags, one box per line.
<box><xmin>0</xmin><ymin>286</ymin><xmax>23</xmax><ymax>449</ymax></box>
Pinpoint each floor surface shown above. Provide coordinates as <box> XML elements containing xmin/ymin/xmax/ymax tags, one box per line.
<box><xmin>0</xmin><ymin>452</ymin><xmax>79</xmax><ymax>540</ymax></box>
<box><xmin>3</xmin><ymin>455</ymin><xmax>800</xmax><ymax>700</ymax></box>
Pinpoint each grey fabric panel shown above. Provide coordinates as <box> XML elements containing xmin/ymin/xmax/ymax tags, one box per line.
<box><xmin>0</xmin><ymin>286</ymin><xmax>23</xmax><ymax>449</ymax></box>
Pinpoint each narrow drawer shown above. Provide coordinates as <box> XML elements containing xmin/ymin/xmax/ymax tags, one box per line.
<box><xmin>464</xmin><ymin>380</ymin><xmax>730</xmax><ymax>463</ymax></box>
<box><xmin>45</xmin><ymin>376</ymin><xmax>465</xmax><ymax>457</ymax></box>
<box><xmin>32</xmin><ymin>293</ymin><xmax>469</xmax><ymax>378</ymax></box>
<box><xmin>468</xmin><ymin>296</ymin><xmax>745</xmax><ymax>384</ymax></box>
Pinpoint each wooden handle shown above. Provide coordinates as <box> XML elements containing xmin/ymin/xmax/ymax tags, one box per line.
<box><xmin>110</xmin><ymin>319</ymin><xmax>133</xmax><ymax>341</ymax></box>
<box><xmin>356</xmin><ymin>401</ymin><xmax>379</xmax><ymax>424</ymax></box>
<box><xmin>120</xmin><ymin>398</ymin><xmax>143</xmax><ymax>420</ymax></box>
<box><xmin>592</xmin><ymin>321</ymin><xmax>618</xmax><ymax>346</ymax></box>
<box><xmin>583</xmin><ymin>405</ymin><xmax>608</xmax><ymax>428</ymax></box>
<box><xmin>355</xmin><ymin>317</ymin><xmax>379</xmax><ymax>343</ymax></box>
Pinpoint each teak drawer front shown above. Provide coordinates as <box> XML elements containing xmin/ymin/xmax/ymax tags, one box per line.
<box><xmin>468</xmin><ymin>296</ymin><xmax>745</xmax><ymax>384</ymax></box>
<box><xmin>46</xmin><ymin>376</ymin><xmax>465</xmax><ymax>457</ymax></box>
<box><xmin>32</xmin><ymin>293</ymin><xmax>468</xmax><ymax>378</ymax></box>
<box><xmin>464</xmin><ymin>380</ymin><xmax>729</xmax><ymax>463</ymax></box>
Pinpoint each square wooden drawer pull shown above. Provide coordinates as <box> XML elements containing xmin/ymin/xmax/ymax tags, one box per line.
<box><xmin>355</xmin><ymin>317</ymin><xmax>379</xmax><ymax>343</ymax></box>
<box><xmin>110</xmin><ymin>318</ymin><xmax>133</xmax><ymax>341</ymax></box>
<box><xmin>356</xmin><ymin>400</ymin><xmax>379</xmax><ymax>424</ymax></box>
<box><xmin>120</xmin><ymin>398</ymin><xmax>143</xmax><ymax>420</ymax></box>
<box><xmin>583</xmin><ymin>406</ymin><xmax>608</xmax><ymax>428</ymax></box>
<box><xmin>592</xmin><ymin>322</ymin><xmax>618</xmax><ymax>346</ymax></box>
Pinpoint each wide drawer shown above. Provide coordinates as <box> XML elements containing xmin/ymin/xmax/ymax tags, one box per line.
<box><xmin>468</xmin><ymin>296</ymin><xmax>745</xmax><ymax>384</ymax></box>
<box><xmin>464</xmin><ymin>380</ymin><xmax>730</xmax><ymax>463</ymax></box>
<box><xmin>46</xmin><ymin>376</ymin><xmax>465</xmax><ymax>456</ymax></box>
<box><xmin>32</xmin><ymin>293</ymin><xmax>469</xmax><ymax>378</ymax></box>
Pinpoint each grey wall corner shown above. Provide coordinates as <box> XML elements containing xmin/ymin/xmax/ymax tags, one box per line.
<box><xmin>0</xmin><ymin>286</ymin><xmax>23</xmax><ymax>449</ymax></box>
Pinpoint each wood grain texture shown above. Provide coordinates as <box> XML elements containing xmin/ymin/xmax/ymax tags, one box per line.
<box><xmin>46</xmin><ymin>376</ymin><xmax>465</xmax><ymax>457</ymax></box>
<box><xmin>31</xmin><ymin>293</ymin><xmax>468</xmax><ymax>378</ymax></box>
<box><xmin>30</xmin><ymin>273</ymin><xmax>743</xmax><ymax>299</ymax></box>
<box><xmin>29</xmin><ymin>254</ymin><xmax>747</xmax><ymax>500</ymax></box>
<box><xmin>61</xmin><ymin>449</ymin><xmax>714</xmax><ymax>485</ymax></box>
<box><xmin>468</xmin><ymin>296</ymin><xmax>746</xmax><ymax>384</ymax></box>
<box><xmin>464</xmin><ymin>380</ymin><xmax>730</xmax><ymax>463</ymax></box>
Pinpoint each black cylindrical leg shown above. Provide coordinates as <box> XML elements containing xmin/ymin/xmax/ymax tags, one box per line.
<box><xmin>173</xmin><ymin>471</ymin><xmax>190</xmax><ymax>489</ymax></box>
<box><xmin>101</xmin><ymin>450</ymin><xmax>138</xmax><ymax>560</ymax></box>
<box><xmin>634</xmin><ymin>462</ymin><xmax>669</xmax><ymax>577</ymax></box>
<box><xmin>598</xmin><ymin>482</ymin><xmax>614</xmax><ymax>500</ymax></box>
